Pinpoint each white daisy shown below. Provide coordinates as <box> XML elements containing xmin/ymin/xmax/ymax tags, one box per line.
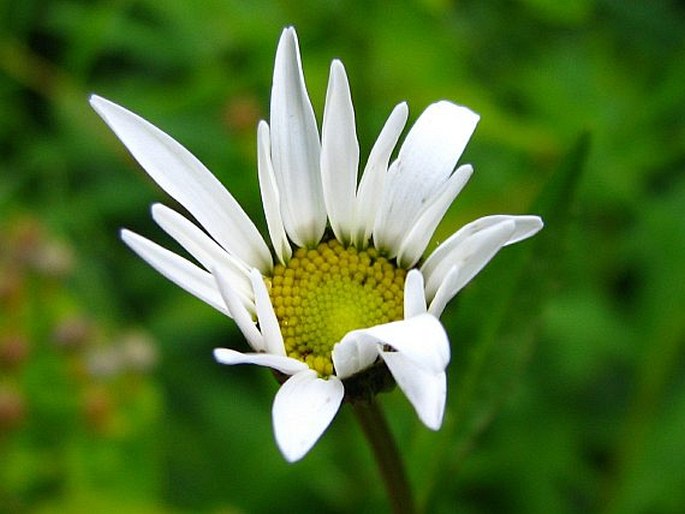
<box><xmin>90</xmin><ymin>27</ymin><xmax>543</xmax><ymax>462</ymax></box>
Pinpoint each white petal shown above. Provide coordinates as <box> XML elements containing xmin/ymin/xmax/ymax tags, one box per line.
<box><xmin>121</xmin><ymin>229</ymin><xmax>228</xmax><ymax>316</ymax></box>
<box><xmin>270</xmin><ymin>27</ymin><xmax>326</xmax><ymax>247</ymax></box>
<box><xmin>374</xmin><ymin>101</ymin><xmax>480</xmax><ymax>256</ymax></box>
<box><xmin>396</xmin><ymin>164</ymin><xmax>473</xmax><ymax>267</ymax></box>
<box><xmin>257</xmin><ymin>121</ymin><xmax>292</xmax><ymax>264</ymax></box>
<box><xmin>250</xmin><ymin>269</ymin><xmax>286</xmax><ymax>356</ymax></box>
<box><xmin>213</xmin><ymin>268</ymin><xmax>264</xmax><ymax>352</ymax></box>
<box><xmin>427</xmin><ymin>266</ymin><xmax>460</xmax><ymax>318</ymax></box>
<box><xmin>213</xmin><ymin>348</ymin><xmax>307</xmax><ymax>375</ymax></box>
<box><xmin>321</xmin><ymin>60</ymin><xmax>359</xmax><ymax>244</ymax></box>
<box><xmin>331</xmin><ymin>335</ymin><xmax>380</xmax><ymax>379</ymax></box>
<box><xmin>273</xmin><ymin>370</ymin><xmax>344</xmax><ymax>462</ymax></box>
<box><xmin>380</xmin><ymin>352</ymin><xmax>446</xmax><ymax>430</ymax></box>
<box><xmin>341</xmin><ymin>314</ymin><xmax>449</xmax><ymax>374</ymax></box>
<box><xmin>151</xmin><ymin>203</ymin><xmax>253</xmax><ymax>306</ymax></box>
<box><xmin>422</xmin><ymin>217</ymin><xmax>528</xmax><ymax>300</ymax></box>
<box><xmin>427</xmin><ymin>222</ymin><xmax>515</xmax><ymax>304</ymax></box>
<box><xmin>90</xmin><ymin>95</ymin><xmax>272</xmax><ymax>272</ymax></box>
<box><xmin>423</xmin><ymin>220</ymin><xmax>516</xmax><ymax>300</ymax></box>
<box><xmin>354</xmin><ymin>102</ymin><xmax>408</xmax><ymax>248</ymax></box>
<box><xmin>500</xmin><ymin>215</ymin><xmax>544</xmax><ymax>245</ymax></box>
<box><xmin>404</xmin><ymin>269</ymin><xmax>427</xmax><ymax>318</ymax></box>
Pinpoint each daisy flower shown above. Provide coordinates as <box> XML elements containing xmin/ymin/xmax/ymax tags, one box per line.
<box><xmin>90</xmin><ymin>27</ymin><xmax>543</xmax><ymax>462</ymax></box>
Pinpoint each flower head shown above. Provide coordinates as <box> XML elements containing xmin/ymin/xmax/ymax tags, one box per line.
<box><xmin>90</xmin><ymin>27</ymin><xmax>543</xmax><ymax>462</ymax></box>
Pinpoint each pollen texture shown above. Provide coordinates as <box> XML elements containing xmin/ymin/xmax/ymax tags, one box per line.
<box><xmin>268</xmin><ymin>239</ymin><xmax>406</xmax><ymax>376</ymax></box>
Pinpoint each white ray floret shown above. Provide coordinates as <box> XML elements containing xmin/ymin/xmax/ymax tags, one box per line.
<box><xmin>269</xmin><ymin>27</ymin><xmax>326</xmax><ymax>247</ymax></box>
<box><xmin>151</xmin><ymin>203</ymin><xmax>253</xmax><ymax>307</ymax></box>
<box><xmin>321</xmin><ymin>60</ymin><xmax>359</xmax><ymax>245</ymax></box>
<box><xmin>422</xmin><ymin>215</ymin><xmax>544</xmax><ymax>301</ymax></box>
<box><xmin>332</xmin><ymin>313</ymin><xmax>449</xmax><ymax>427</ymax></box>
<box><xmin>120</xmin><ymin>229</ymin><xmax>228</xmax><ymax>316</ymax></box>
<box><xmin>396</xmin><ymin>163</ymin><xmax>473</xmax><ymax>267</ymax></box>
<box><xmin>373</xmin><ymin>101</ymin><xmax>480</xmax><ymax>256</ymax></box>
<box><xmin>250</xmin><ymin>269</ymin><xmax>286</xmax><ymax>357</ymax></box>
<box><xmin>213</xmin><ymin>269</ymin><xmax>264</xmax><ymax>351</ymax></box>
<box><xmin>90</xmin><ymin>95</ymin><xmax>272</xmax><ymax>273</ymax></box>
<box><xmin>257</xmin><ymin>121</ymin><xmax>292</xmax><ymax>264</ymax></box>
<box><xmin>353</xmin><ymin>102</ymin><xmax>408</xmax><ymax>248</ymax></box>
<box><xmin>273</xmin><ymin>370</ymin><xmax>344</xmax><ymax>462</ymax></box>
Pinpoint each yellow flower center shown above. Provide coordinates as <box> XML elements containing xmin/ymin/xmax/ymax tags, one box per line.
<box><xmin>268</xmin><ymin>239</ymin><xmax>406</xmax><ymax>376</ymax></box>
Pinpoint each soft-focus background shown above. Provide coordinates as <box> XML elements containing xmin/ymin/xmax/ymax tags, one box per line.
<box><xmin>2</xmin><ymin>1</ymin><xmax>684</xmax><ymax>513</ymax></box>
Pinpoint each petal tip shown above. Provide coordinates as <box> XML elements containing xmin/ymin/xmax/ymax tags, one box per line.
<box><xmin>213</xmin><ymin>348</ymin><xmax>227</xmax><ymax>363</ymax></box>
<box><xmin>425</xmin><ymin>101</ymin><xmax>481</xmax><ymax>132</ymax></box>
<box><xmin>120</xmin><ymin>228</ymin><xmax>134</xmax><ymax>241</ymax></box>
<box><xmin>272</xmin><ymin>372</ymin><xmax>344</xmax><ymax>462</ymax></box>
<box><xmin>89</xmin><ymin>94</ymin><xmax>118</xmax><ymax>118</ymax></box>
<box><xmin>257</xmin><ymin>119</ymin><xmax>269</xmax><ymax>133</ymax></box>
<box><xmin>330</xmin><ymin>59</ymin><xmax>345</xmax><ymax>73</ymax></box>
<box><xmin>459</xmin><ymin>163</ymin><xmax>474</xmax><ymax>176</ymax></box>
<box><xmin>150</xmin><ymin>202</ymin><xmax>165</xmax><ymax>216</ymax></box>
<box><xmin>424</xmin><ymin>411</ymin><xmax>444</xmax><ymax>431</ymax></box>
<box><xmin>278</xmin><ymin>26</ymin><xmax>299</xmax><ymax>51</ymax></box>
<box><xmin>278</xmin><ymin>441</ymin><xmax>308</xmax><ymax>463</ymax></box>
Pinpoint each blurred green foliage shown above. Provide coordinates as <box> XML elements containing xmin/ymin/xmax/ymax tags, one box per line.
<box><xmin>1</xmin><ymin>0</ymin><xmax>684</xmax><ymax>513</ymax></box>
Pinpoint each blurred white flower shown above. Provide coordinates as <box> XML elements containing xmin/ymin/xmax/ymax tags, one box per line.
<box><xmin>90</xmin><ymin>27</ymin><xmax>542</xmax><ymax>462</ymax></box>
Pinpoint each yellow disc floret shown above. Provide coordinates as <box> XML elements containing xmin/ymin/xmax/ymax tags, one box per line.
<box><xmin>267</xmin><ymin>239</ymin><xmax>406</xmax><ymax>376</ymax></box>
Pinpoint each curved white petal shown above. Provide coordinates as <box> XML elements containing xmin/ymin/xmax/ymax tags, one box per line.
<box><xmin>331</xmin><ymin>334</ymin><xmax>380</xmax><ymax>379</ymax></box>
<box><xmin>120</xmin><ymin>229</ymin><xmax>228</xmax><ymax>316</ymax></box>
<box><xmin>151</xmin><ymin>203</ymin><xmax>253</xmax><ymax>306</ymax></box>
<box><xmin>270</xmin><ymin>27</ymin><xmax>325</xmax><ymax>247</ymax></box>
<box><xmin>90</xmin><ymin>95</ymin><xmax>272</xmax><ymax>272</ymax></box>
<box><xmin>354</xmin><ymin>102</ymin><xmax>408</xmax><ymax>248</ymax></box>
<box><xmin>213</xmin><ymin>348</ymin><xmax>307</xmax><ymax>375</ymax></box>
<box><xmin>428</xmin><ymin>222</ymin><xmax>515</xmax><ymax>304</ymax></box>
<box><xmin>374</xmin><ymin>101</ymin><xmax>480</xmax><ymax>256</ymax></box>
<box><xmin>257</xmin><ymin>121</ymin><xmax>292</xmax><ymax>264</ymax></box>
<box><xmin>396</xmin><ymin>164</ymin><xmax>473</xmax><ymax>267</ymax></box>
<box><xmin>250</xmin><ymin>269</ymin><xmax>286</xmax><ymax>356</ymax></box>
<box><xmin>424</xmin><ymin>220</ymin><xmax>516</xmax><ymax>301</ymax></box>
<box><xmin>423</xmin><ymin>217</ymin><xmax>531</xmax><ymax>300</ymax></box>
<box><xmin>321</xmin><ymin>60</ymin><xmax>359</xmax><ymax>244</ymax></box>
<box><xmin>404</xmin><ymin>269</ymin><xmax>427</xmax><ymax>318</ymax></box>
<box><xmin>500</xmin><ymin>215</ymin><xmax>544</xmax><ymax>245</ymax></box>
<box><xmin>427</xmin><ymin>265</ymin><xmax>460</xmax><ymax>318</ymax></box>
<box><xmin>273</xmin><ymin>370</ymin><xmax>344</xmax><ymax>462</ymax></box>
<box><xmin>380</xmin><ymin>352</ymin><xmax>446</xmax><ymax>430</ymax></box>
<box><xmin>379</xmin><ymin>314</ymin><xmax>450</xmax><ymax>373</ymax></box>
<box><xmin>341</xmin><ymin>314</ymin><xmax>449</xmax><ymax>374</ymax></box>
<box><xmin>423</xmin><ymin>215</ymin><xmax>543</xmax><ymax>282</ymax></box>
<box><xmin>213</xmin><ymin>268</ymin><xmax>264</xmax><ymax>351</ymax></box>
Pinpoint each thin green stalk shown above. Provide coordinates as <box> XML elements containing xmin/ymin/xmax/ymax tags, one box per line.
<box><xmin>352</xmin><ymin>400</ymin><xmax>417</xmax><ymax>514</ymax></box>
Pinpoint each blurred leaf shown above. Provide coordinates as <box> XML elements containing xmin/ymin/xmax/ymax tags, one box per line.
<box><xmin>599</xmin><ymin>180</ymin><xmax>685</xmax><ymax>514</ymax></box>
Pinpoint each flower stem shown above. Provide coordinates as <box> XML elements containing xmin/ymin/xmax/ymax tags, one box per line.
<box><xmin>352</xmin><ymin>399</ymin><xmax>417</xmax><ymax>514</ymax></box>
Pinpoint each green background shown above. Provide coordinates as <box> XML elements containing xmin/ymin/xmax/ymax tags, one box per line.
<box><xmin>1</xmin><ymin>0</ymin><xmax>684</xmax><ymax>512</ymax></box>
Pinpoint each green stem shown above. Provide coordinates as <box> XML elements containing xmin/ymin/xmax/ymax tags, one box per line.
<box><xmin>352</xmin><ymin>400</ymin><xmax>417</xmax><ymax>514</ymax></box>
